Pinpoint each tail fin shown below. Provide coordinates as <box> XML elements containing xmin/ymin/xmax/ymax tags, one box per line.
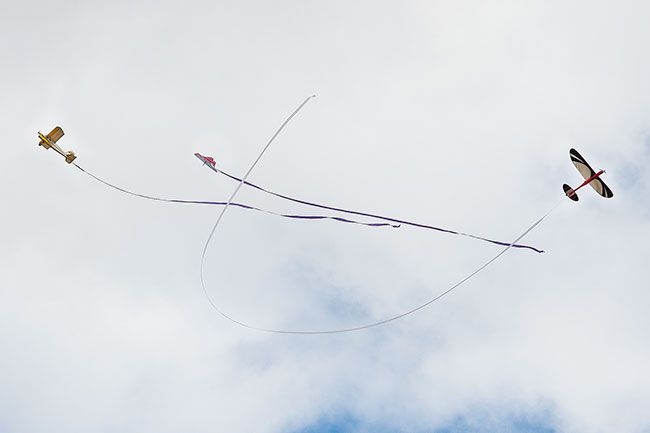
<box><xmin>563</xmin><ymin>184</ymin><xmax>579</xmax><ymax>201</ymax></box>
<box><xmin>65</xmin><ymin>151</ymin><xmax>77</xmax><ymax>164</ymax></box>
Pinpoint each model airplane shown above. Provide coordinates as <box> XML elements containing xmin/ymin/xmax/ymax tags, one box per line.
<box><xmin>195</xmin><ymin>153</ymin><xmax>217</xmax><ymax>169</ymax></box>
<box><xmin>38</xmin><ymin>126</ymin><xmax>76</xmax><ymax>163</ymax></box>
<box><xmin>563</xmin><ymin>148</ymin><xmax>613</xmax><ymax>201</ymax></box>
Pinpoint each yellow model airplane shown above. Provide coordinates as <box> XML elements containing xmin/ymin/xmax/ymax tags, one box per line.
<box><xmin>37</xmin><ymin>126</ymin><xmax>76</xmax><ymax>163</ymax></box>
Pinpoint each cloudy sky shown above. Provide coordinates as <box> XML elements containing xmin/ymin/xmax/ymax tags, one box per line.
<box><xmin>1</xmin><ymin>1</ymin><xmax>650</xmax><ymax>432</ymax></box>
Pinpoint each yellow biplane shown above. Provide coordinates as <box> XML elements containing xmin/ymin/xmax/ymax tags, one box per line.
<box><xmin>38</xmin><ymin>126</ymin><xmax>76</xmax><ymax>163</ymax></box>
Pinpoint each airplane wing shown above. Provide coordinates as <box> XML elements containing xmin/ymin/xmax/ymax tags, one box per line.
<box><xmin>46</xmin><ymin>126</ymin><xmax>65</xmax><ymax>143</ymax></box>
<box><xmin>569</xmin><ymin>148</ymin><xmax>613</xmax><ymax>198</ymax></box>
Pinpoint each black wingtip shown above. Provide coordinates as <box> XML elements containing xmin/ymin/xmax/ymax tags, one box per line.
<box><xmin>563</xmin><ymin>184</ymin><xmax>579</xmax><ymax>201</ymax></box>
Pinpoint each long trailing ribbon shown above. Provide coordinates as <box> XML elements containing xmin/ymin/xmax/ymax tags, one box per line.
<box><xmin>199</xmin><ymin>156</ymin><xmax>545</xmax><ymax>254</ymax></box>
<box><xmin>72</xmin><ymin>163</ymin><xmax>399</xmax><ymax>229</ymax></box>
<box><xmin>199</xmin><ymin>95</ymin><xmax>556</xmax><ymax>335</ymax></box>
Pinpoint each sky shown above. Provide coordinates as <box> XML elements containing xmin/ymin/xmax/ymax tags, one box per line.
<box><xmin>1</xmin><ymin>0</ymin><xmax>650</xmax><ymax>432</ymax></box>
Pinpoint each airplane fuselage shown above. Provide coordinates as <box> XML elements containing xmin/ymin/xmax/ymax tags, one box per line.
<box><xmin>37</xmin><ymin>130</ymin><xmax>76</xmax><ymax>163</ymax></box>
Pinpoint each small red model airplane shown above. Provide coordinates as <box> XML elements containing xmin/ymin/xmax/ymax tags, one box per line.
<box><xmin>194</xmin><ymin>153</ymin><xmax>217</xmax><ymax>169</ymax></box>
<box><xmin>563</xmin><ymin>148</ymin><xmax>613</xmax><ymax>201</ymax></box>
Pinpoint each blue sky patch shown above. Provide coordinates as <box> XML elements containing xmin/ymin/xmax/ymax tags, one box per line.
<box><xmin>290</xmin><ymin>410</ymin><xmax>557</xmax><ymax>433</ymax></box>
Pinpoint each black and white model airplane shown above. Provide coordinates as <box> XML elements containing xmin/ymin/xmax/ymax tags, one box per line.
<box><xmin>563</xmin><ymin>148</ymin><xmax>613</xmax><ymax>201</ymax></box>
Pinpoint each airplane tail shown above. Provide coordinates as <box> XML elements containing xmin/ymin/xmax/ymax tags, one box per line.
<box><xmin>65</xmin><ymin>151</ymin><xmax>77</xmax><ymax>164</ymax></box>
<box><xmin>563</xmin><ymin>184</ymin><xmax>579</xmax><ymax>201</ymax></box>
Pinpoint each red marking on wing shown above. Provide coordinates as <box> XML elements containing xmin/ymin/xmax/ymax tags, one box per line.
<box><xmin>195</xmin><ymin>153</ymin><xmax>217</xmax><ymax>167</ymax></box>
